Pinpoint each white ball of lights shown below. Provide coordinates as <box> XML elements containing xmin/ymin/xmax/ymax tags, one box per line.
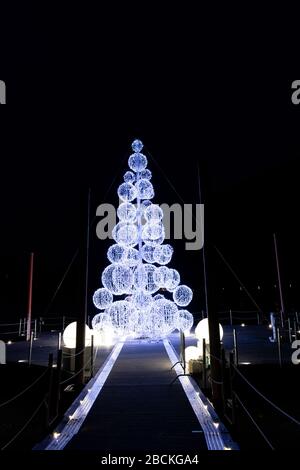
<box><xmin>128</xmin><ymin>153</ymin><xmax>148</xmax><ymax>172</ymax></box>
<box><xmin>195</xmin><ymin>318</ymin><xmax>224</xmax><ymax>343</ymax></box>
<box><xmin>153</xmin><ymin>244</ymin><xmax>173</xmax><ymax>265</ymax></box>
<box><xmin>92</xmin><ymin>288</ymin><xmax>113</xmax><ymax>310</ymax></box>
<box><xmin>173</xmin><ymin>285</ymin><xmax>193</xmax><ymax>307</ymax></box>
<box><xmin>117</xmin><ymin>202</ymin><xmax>137</xmax><ymax>223</ymax></box>
<box><xmin>177</xmin><ymin>310</ymin><xmax>194</xmax><ymax>332</ymax></box>
<box><xmin>135</xmin><ymin>179</ymin><xmax>154</xmax><ymax>200</ymax></box>
<box><xmin>91</xmin><ymin>139</ymin><xmax>194</xmax><ymax>341</ymax></box>
<box><xmin>107</xmin><ymin>244</ymin><xmax>127</xmax><ymax>264</ymax></box>
<box><xmin>63</xmin><ymin>322</ymin><xmax>92</xmax><ymax>349</ymax></box>
<box><xmin>112</xmin><ymin>222</ymin><xmax>139</xmax><ymax>247</ymax></box>
<box><xmin>118</xmin><ymin>182</ymin><xmax>137</xmax><ymax>202</ymax></box>
<box><xmin>123</xmin><ymin>171</ymin><xmax>136</xmax><ymax>183</ymax></box>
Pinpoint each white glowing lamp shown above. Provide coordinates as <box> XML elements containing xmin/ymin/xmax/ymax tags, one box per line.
<box><xmin>184</xmin><ymin>345</ymin><xmax>201</xmax><ymax>363</ymax></box>
<box><xmin>195</xmin><ymin>318</ymin><xmax>223</xmax><ymax>344</ymax></box>
<box><xmin>62</xmin><ymin>321</ymin><xmax>92</xmax><ymax>349</ymax></box>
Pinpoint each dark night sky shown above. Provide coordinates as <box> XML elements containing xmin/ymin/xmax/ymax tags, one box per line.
<box><xmin>0</xmin><ymin>4</ymin><xmax>299</xmax><ymax>320</ymax></box>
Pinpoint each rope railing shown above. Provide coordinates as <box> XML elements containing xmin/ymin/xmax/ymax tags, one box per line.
<box><xmin>233</xmin><ymin>392</ymin><xmax>275</xmax><ymax>450</ymax></box>
<box><xmin>0</xmin><ymin>368</ymin><xmax>49</xmax><ymax>409</ymax></box>
<box><xmin>59</xmin><ymin>346</ymin><xmax>99</xmax><ymax>386</ymax></box>
<box><xmin>0</xmin><ymin>395</ymin><xmax>47</xmax><ymax>450</ymax></box>
<box><xmin>232</xmin><ymin>364</ymin><xmax>300</xmax><ymax>427</ymax></box>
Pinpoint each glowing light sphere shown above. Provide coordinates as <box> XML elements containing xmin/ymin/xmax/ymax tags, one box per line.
<box><xmin>153</xmin><ymin>244</ymin><xmax>173</xmax><ymax>265</ymax></box>
<box><xmin>195</xmin><ymin>318</ymin><xmax>223</xmax><ymax>343</ymax></box>
<box><xmin>101</xmin><ymin>264</ymin><xmax>123</xmax><ymax>295</ymax></box>
<box><xmin>131</xmin><ymin>139</ymin><xmax>144</xmax><ymax>153</ymax></box>
<box><xmin>143</xmin><ymin>264</ymin><xmax>159</xmax><ymax>293</ymax></box>
<box><xmin>154</xmin><ymin>266</ymin><xmax>172</xmax><ymax>288</ymax></box>
<box><xmin>142</xmin><ymin>222</ymin><xmax>165</xmax><ymax>244</ymax></box>
<box><xmin>135</xmin><ymin>179</ymin><xmax>154</xmax><ymax>200</ymax></box>
<box><xmin>92</xmin><ymin>288</ymin><xmax>113</xmax><ymax>310</ymax></box>
<box><xmin>185</xmin><ymin>346</ymin><xmax>201</xmax><ymax>363</ymax></box>
<box><xmin>112</xmin><ymin>222</ymin><xmax>138</xmax><ymax>247</ymax></box>
<box><xmin>117</xmin><ymin>182</ymin><xmax>137</xmax><ymax>202</ymax></box>
<box><xmin>150</xmin><ymin>299</ymin><xmax>178</xmax><ymax>335</ymax></box>
<box><xmin>173</xmin><ymin>285</ymin><xmax>193</xmax><ymax>307</ymax></box>
<box><xmin>112</xmin><ymin>264</ymin><xmax>134</xmax><ymax>294</ymax></box>
<box><xmin>177</xmin><ymin>310</ymin><xmax>194</xmax><ymax>332</ymax></box>
<box><xmin>107</xmin><ymin>301</ymin><xmax>138</xmax><ymax>335</ymax></box>
<box><xmin>92</xmin><ymin>311</ymin><xmax>112</xmax><ymax>331</ymax></box>
<box><xmin>63</xmin><ymin>322</ymin><xmax>92</xmax><ymax>349</ymax></box>
<box><xmin>117</xmin><ymin>202</ymin><xmax>137</xmax><ymax>223</ymax></box>
<box><xmin>128</xmin><ymin>153</ymin><xmax>148</xmax><ymax>172</ymax></box>
<box><xmin>141</xmin><ymin>244</ymin><xmax>156</xmax><ymax>263</ymax></box>
<box><xmin>133</xmin><ymin>265</ymin><xmax>147</xmax><ymax>289</ymax></box>
<box><xmin>123</xmin><ymin>171</ymin><xmax>136</xmax><ymax>183</ymax></box>
<box><xmin>165</xmin><ymin>269</ymin><xmax>180</xmax><ymax>291</ymax></box>
<box><xmin>124</xmin><ymin>247</ymin><xmax>140</xmax><ymax>267</ymax></box>
<box><xmin>132</xmin><ymin>289</ymin><xmax>153</xmax><ymax>309</ymax></box>
<box><xmin>140</xmin><ymin>169</ymin><xmax>152</xmax><ymax>180</ymax></box>
<box><xmin>107</xmin><ymin>244</ymin><xmax>127</xmax><ymax>264</ymax></box>
<box><xmin>141</xmin><ymin>200</ymin><xmax>152</xmax><ymax>211</ymax></box>
<box><xmin>144</xmin><ymin>204</ymin><xmax>163</xmax><ymax>222</ymax></box>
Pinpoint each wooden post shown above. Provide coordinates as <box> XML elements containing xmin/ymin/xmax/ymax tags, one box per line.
<box><xmin>26</xmin><ymin>252</ymin><xmax>34</xmax><ymax>341</ymax></box>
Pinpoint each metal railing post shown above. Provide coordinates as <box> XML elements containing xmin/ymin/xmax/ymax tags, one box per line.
<box><xmin>277</xmin><ymin>327</ymin><xmax>282</xmax><ymax>368</ymax></box>
<box><xmin>233</xmin><ymin>328</ymin><xmax>239</xmax><ymax>366</ymax></box>
<box><xmin>28</xmin><ymin>331</ymin><xmax>34</xmax><ymax>366</ymax></box>
<box><xmin>90</xmin><ymin>334</ymin><xmax>94</xmax><ymax>378</ymax></box>
<box><xmin>202</xmin><ymin>338</ymin><xmax>207</xmax><ymax>389</ymax></box>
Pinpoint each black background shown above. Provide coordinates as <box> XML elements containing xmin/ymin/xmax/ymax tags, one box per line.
<box><xmin>0</xmin><ymin>3</ymin><xmax>299</xmax><ymax>321</ymax></box>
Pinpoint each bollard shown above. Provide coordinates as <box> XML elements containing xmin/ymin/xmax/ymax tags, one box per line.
<box><xmin>39</xmin><ymin>317</ymin><xmax>42</xmax><ymax>334</ymax></box>
<box><xmin>18</xmin><ymin>318</ymin><xmax>22</xmax><ymax>337</ymax></box>
<box><xmin>28</xmin><ymin>331</ymin><xmax>34</xmax><ymax>366</ymax></box>
<box><xmin>277</xmin><ymin>327</ymin><xmax>282</xmax><ymax>368</ymax></box>
<box><xmin>229</xmin><ymin>309</ymin><xmax>233</xmax><ymax>326</ymax></box>
<box><xmin>294</xmin><ymin>320</ymin><xmax>298</xmax><ymax>341</ymax></box>
<box><xmin>202</xmin><ymin>338</ymin><xmax>207</xmax><ymax>389</ymax></box>
<box><xmin>233</xmin><ymin>328</ymin><xmax>239</xmax><ymax>366</ymax></box>
<box><xmin>62</xmin><ymin>315</ymin><xmax>65</xmax><ymax>332</ymax></box>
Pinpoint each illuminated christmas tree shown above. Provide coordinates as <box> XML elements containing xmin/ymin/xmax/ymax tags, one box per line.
<box><xmin>92</xmin><ymin>139</ymin><xmax>193</xmax><ymax>340</ymax></box>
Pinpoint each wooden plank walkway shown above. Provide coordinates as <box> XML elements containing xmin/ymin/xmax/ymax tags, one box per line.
<box><xmin>65</xmin><ymin>340</ymin><xmax>207</xmax><ymax>452</ymax></box>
